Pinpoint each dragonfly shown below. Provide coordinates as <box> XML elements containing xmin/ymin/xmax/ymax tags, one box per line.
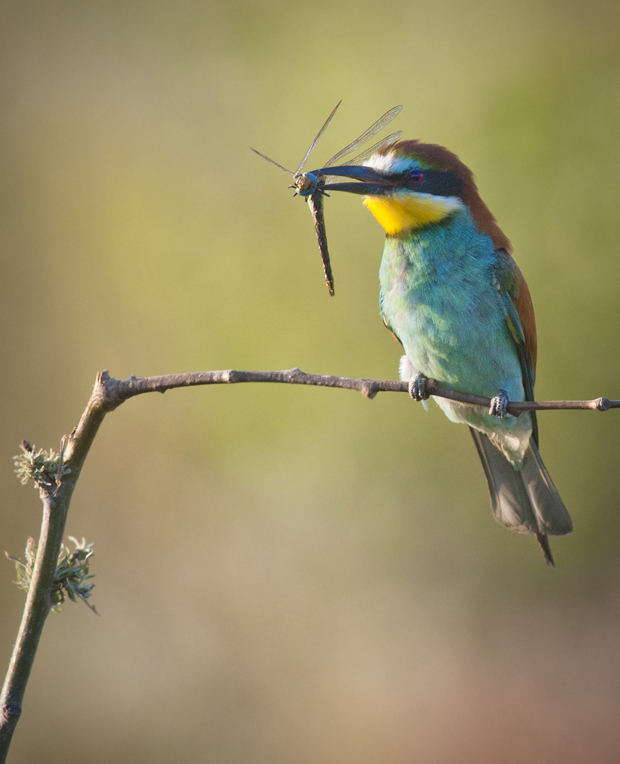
<box><xmin>252</xmin><ymin>103</ymin><xmax>403</xmax><ymax>295</ymax></box>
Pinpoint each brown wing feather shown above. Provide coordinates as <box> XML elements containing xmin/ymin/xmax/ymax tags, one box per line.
<box><xmin>510</xmin><ymin>259</ymin><xmax>538</xmax><ymax>373</ymax></box>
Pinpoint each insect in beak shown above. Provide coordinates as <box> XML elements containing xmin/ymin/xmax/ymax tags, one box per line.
<box><xmin>252</xmin><ymin>103</ymin><xmax>402</xmax><ymax>295</ymax></box>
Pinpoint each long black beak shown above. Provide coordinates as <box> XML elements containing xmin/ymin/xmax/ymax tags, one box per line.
<box><xmin>307</xmin><ymin>165</ymin><xmax>396</xmax><ymax>196</ymax></box>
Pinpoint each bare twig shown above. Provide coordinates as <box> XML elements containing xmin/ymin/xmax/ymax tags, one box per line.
<box><xmin>1</xmin><ymin>366</ymin><xmax>617</xmax><ymax>761</ymax></box>
<box><xmin>98</xmin><ymin>367</ymin><xmax>619</xmax><ymax>413</ymax></box>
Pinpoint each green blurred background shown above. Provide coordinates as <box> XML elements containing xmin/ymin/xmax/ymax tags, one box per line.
<box><xmin>2</xmin><ymin>0</ymin><xmax>620</xmax><ymax>761</ymax></box>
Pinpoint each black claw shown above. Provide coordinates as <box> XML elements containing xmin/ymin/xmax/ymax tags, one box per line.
<box><xmin>489</xmin><ymin>389</ymin><xmax>509</xmax><ymax>418</ymax></box>
<box><xmin>408</xmin><ymin>374</ymin><xmax>429</xmax><ymax>402</ymax></box>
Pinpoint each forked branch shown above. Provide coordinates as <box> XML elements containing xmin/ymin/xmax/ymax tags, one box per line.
<box><xmin>0</xmin><ymin>365</ymin><xmax>617</xmax><ymax>761</ymax></box>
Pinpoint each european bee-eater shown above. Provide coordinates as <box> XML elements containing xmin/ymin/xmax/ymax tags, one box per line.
<box><xmin>309</xmin><ymin>141</ymin><xmax>573</xmax><ymax>564</ymax></box>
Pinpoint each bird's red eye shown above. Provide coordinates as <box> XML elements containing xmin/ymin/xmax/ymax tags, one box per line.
<box><xmin>410</xmin><ymin>171</ymin><xmax>424</xmax><ymax>183</ymax></box>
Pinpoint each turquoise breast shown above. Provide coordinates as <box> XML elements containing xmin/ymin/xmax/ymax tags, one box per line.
<box><xmin>379</xmin><ymin>208</ymin><xmax>524</xmax><ymax>401</ymax></box>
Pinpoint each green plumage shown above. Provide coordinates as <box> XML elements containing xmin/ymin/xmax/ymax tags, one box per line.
<box><xmin>379</xmin><ymin>207</ymin><xmax>572</xmax><ymax>563</ymax></box>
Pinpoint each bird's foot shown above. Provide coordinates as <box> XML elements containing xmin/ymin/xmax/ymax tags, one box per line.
<box><xmin>408</xmin><ymin>373</ymin><xmax>429</xmax><ymax>402</ymax></box>
<box><xmin>489</xmin><ymin>389</ymin><xmax>509</xmax><ymax>418</ymax></box>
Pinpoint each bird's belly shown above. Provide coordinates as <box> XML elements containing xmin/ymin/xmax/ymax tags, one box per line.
<box><xmin>385</xmin><ymin>282</ymin><xmax>523</xmax><ymax>399</ymax></box>
<box><xmin>386</xmin><ymin>282</ymin><xmax>531</xmax><ymax>465</ymax></box>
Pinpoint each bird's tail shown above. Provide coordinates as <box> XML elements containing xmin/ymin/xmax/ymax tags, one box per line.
<box><xmin>469</xmin><ymin>428</ymin><xmax>573</xmax><ymax>565</ymax></box>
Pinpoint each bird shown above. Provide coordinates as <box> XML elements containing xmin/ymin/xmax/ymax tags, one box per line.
<box><xmin>308</xmin><ymin>140</ymin><xmax>573</xmax><ymax>564</ymax></box>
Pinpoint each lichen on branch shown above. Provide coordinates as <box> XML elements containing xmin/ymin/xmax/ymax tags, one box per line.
<box><xmin>6</xmin><ymin>537</ymin><xmax>98</xmax><ymax>615</ymax></box>
<box><xmin>13</xmin><ymin>441</ymin><xmax>70</xmax><ymax>490</ymax></box>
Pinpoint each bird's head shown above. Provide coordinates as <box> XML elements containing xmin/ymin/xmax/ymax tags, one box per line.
<box><xmin>311</xmin><ymin>140</ymin><xmax>510</xmax><ymax>250</ymax></box>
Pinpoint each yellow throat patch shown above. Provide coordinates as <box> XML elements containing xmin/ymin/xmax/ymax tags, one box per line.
<box><xmin>363</xmin><ymin>192</ymin><xmax>462</xmax><ymax>235</ymax></box>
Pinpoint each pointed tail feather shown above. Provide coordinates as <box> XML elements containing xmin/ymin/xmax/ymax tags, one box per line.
<box><xmin>470</xmin><ymin>428</ymin><xmax>537</xmax><ymax>534</ymax></box>
<box><xmin>470</xmin><ymin>428</ymin><xmax>572</xmax><ymax>565</ymax></box>
<box><xmin>521</xmin><ymin>440</ymin><xmax>573</xmax><ymax>536</ymax></box>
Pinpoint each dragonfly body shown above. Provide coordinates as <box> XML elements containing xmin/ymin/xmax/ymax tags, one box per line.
<box><xmin>290</xmin><ymin>172</ymin><xmax>331</xmax><ymax>290</ymax></box>
<box><xmin>307</xmin><ymin>190</ymin><xmax>334</xmax><ymax>295</ymax></box>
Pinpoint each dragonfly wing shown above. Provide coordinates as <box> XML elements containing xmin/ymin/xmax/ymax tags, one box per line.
<box><xmin>321</xmin><ymin>105</ymin><xmax>403</xmax><ymax>169</ymax></box>
<box><xmin>321</xmin><ymin>131</ymin><xmax>402</xmax><ymax>185</ymax></box>
<box><xmin>250</xmin><ymin>147</ymin><xmax>294</xmax><ymax>175</ymax></box>
<box><xmin>294</xmin><ymin>101</ymin><xmax>342</xmax><ymax>176</ymax></box>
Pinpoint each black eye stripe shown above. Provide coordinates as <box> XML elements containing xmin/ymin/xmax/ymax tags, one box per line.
<box><xmin>401</xmin><ymin>169</ymin><xmax>464</xmax><ymax>197</ymax></box>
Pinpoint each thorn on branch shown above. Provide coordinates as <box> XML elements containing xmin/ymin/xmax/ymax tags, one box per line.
<box><xmin>361</xmin><ymin>385</ymin><xmax>377</xmax><ymax>400</ymax></box>
<box><xmin>2</xmin><ymin>704</ymin><xmax>21</xmax><ymax>721</ymax></box>
<box><xmin>54</xmin><ymin>436</ymin><xmax>68</xmax><ymax>493</ymax></box>
<box><xmin>283</xmin><ymin>367</ymin><xmax>304</xmax><ymax>383</ymax></box>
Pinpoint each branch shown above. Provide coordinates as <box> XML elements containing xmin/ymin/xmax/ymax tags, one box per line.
<box><xmin>0</xmin><ymin>394</ymin><xmax>106</xmax><ymax>760</ymax></box>
<box><xmin>1</xmin><ymin>366</ymin><xmax>617</xmax><ymax>760</ymax></box>
<box><xmin>100</xmin><ymin>367</ymin><xmax>619</xmax><ymax>413</ymax></box>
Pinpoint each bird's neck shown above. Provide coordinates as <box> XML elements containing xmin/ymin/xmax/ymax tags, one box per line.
<box><xmin>379</xmin><ymin>207</ymin><xmax>495</xmax><ymax>288</ymax></box>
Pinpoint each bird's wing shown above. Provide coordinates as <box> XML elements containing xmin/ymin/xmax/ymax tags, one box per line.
<box><xmin>493</xmin><ymin>248</ymin><xmax>539</xmax><ymax>445</ymax></box>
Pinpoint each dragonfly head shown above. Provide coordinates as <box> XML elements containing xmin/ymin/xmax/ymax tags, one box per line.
<box><xmin>292</xmin><ymin>172</ymin><xmax>325</xmax><ymax>197</ymax></box>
